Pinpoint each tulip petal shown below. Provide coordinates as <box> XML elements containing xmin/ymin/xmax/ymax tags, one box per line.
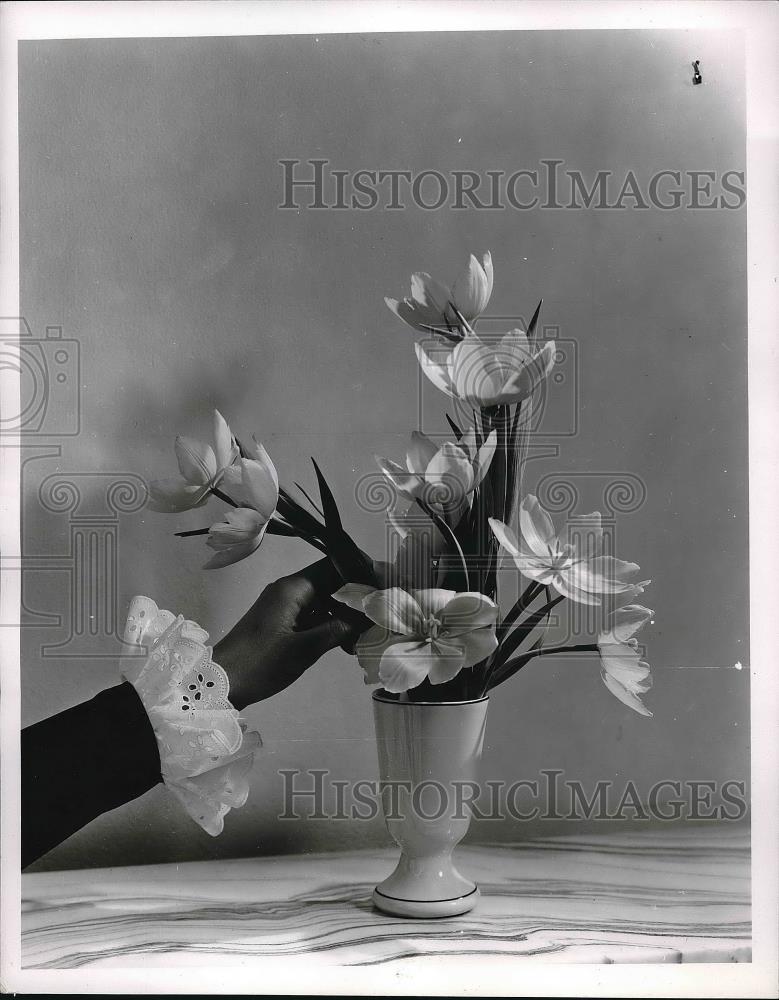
<box><xmin>376</xmin><ymin>455</ymin><xmax>425</xmax><ymax>501</ymax></box>
<box><xmin>355</xmin><ymin>624</ymin><xmax>397</xmax><ymax>683</ymax></box>
<box><xmin>406</xmin><ymin>431</ymin><xmax>440</xmax><ymax>473</ymax></box>
<box><xmin>385</xmin><ymin>272</ymin><xmax>456</xmax><ymax>333</ymax></box>
<box><xmin>240</xmin><ymin>456</ymin><xmax>279</xmax><ymax>520</ymax></box>
<box><xmin>451</xmin><ymin>336</ymin><xmax>506</xmax><ymax>407</ymax></box>
<box><xmin>600</xmin><ymin>667</ymin><xmax>653</xmax><ymax>717</ymax></box>
<box><xmin>515</xmin><ymin>558</ymin><xmax>557</xmax><ymax>584</ymax></box>
<box><xmin>248</xmin><ymin>438</ymin><xmax>279</xmax><ymax>491</ymax></box>
<box><xmin>458</xmin><ymin>426</ymin><xmax>478</xmax><ymax>458</ymax></box>
<box><xmin>206</xmin><ymin>508</ymin><xmax>266</xmax><ymax>550</ymax></box>
<box><xmin>553</xmin><ymin>574</ymin><xmax>602</xmax><ymax>605</ymax></box>
<box><xmin>590</xmin><ymin>555</ymin><xmax>642</xmax><ymax>582</ymax></box>
<box><xmin>147</xmin><ymin>476</ymin><xmax>210</xmax><ymax>513</ymax></box>
<box><xmin>567</xmin><ymin>512</ymin><xmax>604</xmax><ymax>561</ymax></box>
<box><xmin>451</xmin><ymin>253</ymin><xmax>492</xmax><ymax>318</ymax></box>
<box><xmin>363</xmin><ymin>587</ymin><xmax>423</xmax><ymax>634</ymax></box>
<box><xmin>212</xmin><ymin>410</ymin><xmax>237</xmax><ymax>471</ymax></box>
<box><xmin>411</xmin><ymin>272</ymin><xmax>451</xmax><ymax>314</ymax></box>
<box><xmin>480</xmin><ymin>251</ymin><xmax>494</xmax><ymax>303</ymax></box>
<box><xmin>203</xmin><ymin>536</ymin><xmax>263</xmax><ymax>569</ymax></box>
<box><xmin>619</xmin><ymin>579</ymin><xmax>652</xmax><ymax>602</ymax></box>
<box><xmin>379</xmin><ymin>639</ymin><xmax>438</xmax><ymax>693</ymax></box>
<box><xmin>425</xmin><ymin>442</ymin><xmax>474</xmax><ymax>505</ymax></box>
<box><xmin>519</xmin><ymin>495</ymin><xmax>557</xmax><ymax>558</ymax></box>
<box><xmin>456</xmin><ymin>625</ymin><xmax>499</xmax><ymax>668</ymax></box>
<box><xmin>411</xmin><ymin>588</ymin><xmax>457</xmax><ymax>618</ymax></box>
<box><xmin>415</xmin><ymin>341</ymin><xmax>456</xmax><ymax>397</ymax></box>
<box><xmin>498</xmin><ymin>328</ymin><xmax>532</xmax><ymax>365</ymax></box>
<box><xmin>386</xmin><ymin>297</ymin><xmax>437</xmax><ymax>333</ymax></box>
<box><xmin>472</xmin><ymin>429</ymin><xmax>498</xmax><ymax>488</ymax></box>
<box><xmin>332</xmin><ymin>583</ymin><xmax>376</xmax><ymax>614</ymax></box>
<box><xmin>600</xmin><ymin>645</ymin><xmax>653</xmax><ymax>691</ymax></box>
<box><xmin>500</xmin><ymin>340</ymin><xmax>556</xmax><ymax>403</ymax></box>
<box><xmin>573</xmin><ymin>556</ymin><xmax>641</xmax><ymax>594</ymax></box>
<box><xmin>488</xmin><ymin>517</ymin><xmax>522</xmax><ymax>558</ymax></box>
<box><xmin>603</xmin><ymin>605</ymin><xmax>654</xmax><ymax>643</ymax></box>
<box><xmin>175</xmin><ymin>436</ymin><xmax>217</xmax><ymax>486</ymax></box>
<box><xmin>426</xmin><ymin>639</ymin><xmax>467</xmax><ymax>685</ymax></box>
<box><xmin>440</xmin><ymin>592</ymin><xmax>499</xmax><ymax>635</ymax></box>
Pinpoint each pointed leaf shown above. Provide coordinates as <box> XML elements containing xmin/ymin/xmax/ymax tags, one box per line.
<box><xmin>527</xmin><ymin>299</ymin><xmax>542</xmax><ymax>343</ymax></box>
<box><xmin>446</xmin><ymin>414</ymin><xmax>464</xmax><ymax>441</ymax></box>
<box><xmin>294</xmin><ymin>481</ymin><xmax>324</xmax><ymax>517</ymax></box>
<box><xmin>312</xmin><ymin>458</ymin><xmax>344</xmax><ymax>533</ymax></box>
<box><xmin>310</xmin><ymin>459</ymin><xmax>378</xmax><ymax>586</ymax></box>
<box><xmin>277</xmin><ymin>491</ymin><xmax>325</xmax><ymax>536</ymax></box>
<box><xmin>265</xmin><ymin>520</ymin><xmax>299</xmax><ymax>537</ymax></box>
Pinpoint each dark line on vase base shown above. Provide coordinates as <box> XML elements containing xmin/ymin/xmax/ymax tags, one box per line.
<box><xmin>373</xmin><ymin>885</ymin><xmax>478</xmax><ymax>905</ymax></box>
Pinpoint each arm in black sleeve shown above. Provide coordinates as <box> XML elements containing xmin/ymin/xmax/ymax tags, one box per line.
<box><xmin>21</xmin><ymin>682</ymin><xmax>162</xmax><ymax>869</ymax></box>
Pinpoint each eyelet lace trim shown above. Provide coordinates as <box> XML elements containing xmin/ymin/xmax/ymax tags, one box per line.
<box><xmin>121</xmin><ymin>596</ymin><xmax>261</xmax><ymax>836</ymax></box>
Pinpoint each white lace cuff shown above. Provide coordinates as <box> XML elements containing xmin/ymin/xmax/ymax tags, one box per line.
<box><xmin>121</xmin><ymin>596</ymin><xmax>261</xmax><ymax>836</ymax></box>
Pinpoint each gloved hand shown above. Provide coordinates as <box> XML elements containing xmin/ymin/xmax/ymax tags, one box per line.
<box><xmin>213</xmin><ymin>558</ymin><xmax>360</xmax><ymax>710</ymax></box>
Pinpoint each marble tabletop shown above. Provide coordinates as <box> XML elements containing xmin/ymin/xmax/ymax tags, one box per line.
<box><xmin>21</xmin><ymin>826</ymin><xmax>750</xmax><ymax>969</ymax></box>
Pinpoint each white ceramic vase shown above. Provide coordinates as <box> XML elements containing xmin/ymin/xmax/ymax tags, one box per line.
<box><xmin>371</xmin><ymin>690</ymin><xmax>489</xmax><ymax>918</ymax></box>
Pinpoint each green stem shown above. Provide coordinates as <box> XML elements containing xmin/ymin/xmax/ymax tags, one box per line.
<box><xmin>499</xmin><ymin>580</ymin><xmax>543</xmax><ymax>633</ymax></box>
<box><xmin>417</xmin><ymin>499</ymin><xmax>470</xmax><ymax>591</ymax></box>
<box><xmin>504</xmin><ymin>401</ymin><xmax>525</xmax><ymax>522</ymax></box>
<box><xmin>277</xmin><ymin>490</ymin><xmax>327</xmax><ymax>536</ymax></box>
<box><xmin>210</xmin><ymin>487</ymin><xmax>239</xmax><ymax>508</ymax></box>
<box><xmin>489</xmin><ymin>405</ymin><xmax>509</xmax><ymax>523</ymax></box>
<box><xmin>451</xmin><ymin>306</ymin><xmax>475</xmax><ymax>336</ymax></box>
<box><xmin>490</xmin><ymin>593</ymin><xmax>566</xmax><ymax>677</ymax></box>
<box><xmin>488</xmin><ymin>642</ymin><xmax>598</xmax><ymax>692</ymax></box>
<box><xmin>519</xmin><ymin>642</ymin><xmax>598</xmax><ymax>660</ymax></box>
<box><xmin>294</xmin><ymin>481</ymin><xmax>324</xmax><ymax>517</ymax></box>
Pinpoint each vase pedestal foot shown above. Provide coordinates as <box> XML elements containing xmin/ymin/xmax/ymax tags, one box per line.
<box><xmin>372</xmin><ymin>883</ymin><xmax>479</xmax><ymax>918</ymax></box>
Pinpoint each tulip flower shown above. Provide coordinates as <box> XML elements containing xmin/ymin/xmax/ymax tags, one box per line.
<box><xmin>204</xmin><ymin>508</ymin><xmax>268</xmax><ymax>569</ymax></box>
<box><xmin>597</xmin><ymin>605</ymin><xmax>654</xmax><ymax>716</ymax></box>
<box><xmin>618</xmin><ymin>578</ymin><xmax>652</xmax><ymax>602</ymax></box>
<box><xmin>333</xmin><ymin>585</ymin><xmax>499</xmax><ymax>693</ymax></box>
<box><xmin>221</xmin><ymin>436</ymin><xmax>278</xmax><ymax>506</ymax></box>
<box><xmin>376</xmin><ymin>428</ymin><xmax>497</xmax><ymax>518</ymax></box>
<box><xmin>489</xmin><ymin>495</ymin><xmax>642</xmax><ymax>605</ymax></box>
<box><xmin>416</xmin><ymin>328</ymin><xmax>556</xmax><ymax>407</ymax></box>
<box><xmin>385</xmin><ymin>252</ymin><xmax>493</xmax><ymax>337</ymax></box>
<box><xmin>148</xmin><ymin>410</ymin><xmax>239</xmax><ymax>513</ymax></box>
<box><xmin>204</xmin><ymin>448</ymin><xmax>279</xmax><ymax>569</ymax></box>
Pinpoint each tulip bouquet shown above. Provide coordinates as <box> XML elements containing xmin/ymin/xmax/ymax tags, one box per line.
<box><xmin>149</xmin><ymin>252</ymin><xmax>654</xmax><ymax>715</ymax></box>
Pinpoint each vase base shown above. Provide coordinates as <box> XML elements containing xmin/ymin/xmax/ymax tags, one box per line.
<box><xmin>372</xmin><ymin>885</ymin><xmax>479</xmax><ymax>919</ymax></box>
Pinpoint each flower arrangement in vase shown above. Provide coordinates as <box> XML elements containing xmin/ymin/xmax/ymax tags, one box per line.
<box><xmin>148</xmin><ymin>251</ymin><xmax>654</xmax><ymax>916</ymax></box>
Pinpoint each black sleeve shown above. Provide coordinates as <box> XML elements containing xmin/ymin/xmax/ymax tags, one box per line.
<box><xmin>21</xmin><ymin>682</ymin><xmax>162</xmax><ymax>869</ymax></box>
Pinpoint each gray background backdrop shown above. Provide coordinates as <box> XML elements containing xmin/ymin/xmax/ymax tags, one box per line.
<box><xmin>19</xmin><ymin>30</ymin><xmax>748</xmax><ymax>870</ymax></box>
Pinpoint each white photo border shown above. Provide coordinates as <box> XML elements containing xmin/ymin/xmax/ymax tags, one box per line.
<box><xmin>1</xmin><ymin>2</ymin><xmax>776</xmax><ymax>996</ymax></box>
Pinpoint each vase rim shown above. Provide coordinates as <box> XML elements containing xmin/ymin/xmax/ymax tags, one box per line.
<box><xmin>372</xmin><ymin>690</ymin><xmax>489</xmax><ymax>706</ymax></box>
